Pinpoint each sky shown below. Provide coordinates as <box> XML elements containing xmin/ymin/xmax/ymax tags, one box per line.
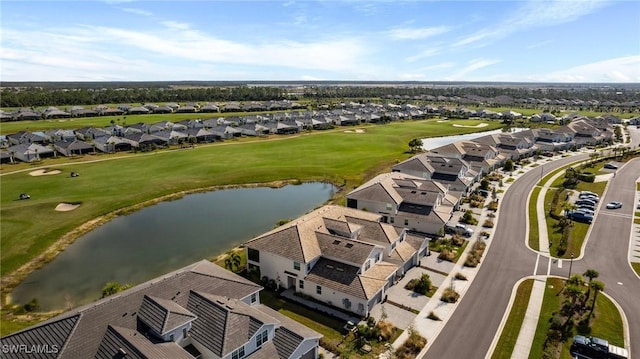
<box><xmin>1</xmin><ymin>0</ymin><xmax>639</xmax><ymax>83</ymax></box>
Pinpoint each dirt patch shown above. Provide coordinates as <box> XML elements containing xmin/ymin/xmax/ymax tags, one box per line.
<box><xmin>55</xmin><ymin>203</ymin><xmax>81</xmax><ymax>212</ymax></box>
<box><xmin>452</xmin><ymin>123</ymin><xmax>489</xmax><ymax>128</ymax></box>
<box><xmin>29</xmin><ymin>169</ymin><xmax>61</xmax><ymax>176</ymax></box>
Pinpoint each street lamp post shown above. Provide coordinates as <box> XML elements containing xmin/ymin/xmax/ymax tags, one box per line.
<box><xmin>568</xmin><ymin>252</ymin><xmax>574</xmax><ymax>279</ymax></box>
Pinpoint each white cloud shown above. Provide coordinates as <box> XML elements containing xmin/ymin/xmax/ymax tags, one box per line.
<box><xmin>406</xmin><ymin>47</ymin><xmax>443</xmax><ymax>62</ymax></box>
<box><xmin>447</xmin><ymin>58</ymin><xmax>500</xmax><ymax>80</ymax></box>
<box><xmin>527</xmin><ymin>39</ymin><xmax>553</xmax><ymax>49</ymax></box>
<box><xmin>387</xmin><ymin>26</ymin><xmax>450</xmax><ymax>40</ymax></box>
<box><xmin>453</xmin><ymin>0</ymin><xmax>609</xmax><ymax>48</ymax></box>
<box><xmin>117</xmin><ymin>7</ymin><xmax>153</xmax><ymax>17</ymax></box>
<box><xmin>531</xmin><ymin>56</ymin><xmax>640</xmax><ymax>82</ymax></box>
<box><xmin>161</xmin><ymin>21</ymin><xmax>191</xmax><ymax>31</ymax></box>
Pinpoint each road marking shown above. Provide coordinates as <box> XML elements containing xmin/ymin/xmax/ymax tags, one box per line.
<box><xmin>558</xmin><ymin>259</ymin><xmax>563</xmax><ymax>269</ymax></box>
<box><xmin>598</xmin><ymin>212</ymin><xmax>633</xmax><ymax>219</ymax></box>
<box><xmin>534</xmin><ymin>253</ymin><xmax>540</xmax><ymax>276</ymax></box>
<box><xmin>618</xmin><ymin>282</ymin><xmax>624</xmax><ymax>285</ymax></box>
<box><xmin>547</xmin><ymin>255</ymin><xmax>551</xmax><ymax>276</ymax></box>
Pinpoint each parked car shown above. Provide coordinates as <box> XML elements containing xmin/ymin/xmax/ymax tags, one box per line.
<box><xmin>575</xmin><ymin>208</ymin><xmax>595</xmax><ymax>216</ymax></box>
<box><xmin>579</xmin><ymin>195</ymin><xmax>599</xmax><ymax>203</ymax></box>
<box><xmin>476</xmin><ymin>189</ymin><xmax>490</xmax><ymax>198</ymax></box>
<box><xmin>576</xmin><ymin>199</ymin><xmax>597</xmax><ymax>207</ymax></box>
<box><xmin>18</xmin><ymin>193</ymin><xmax>30</xmax><ymax>200</ymax></box>
<box><xmin>606</xmin><ymin>201</ymin><xmax>622</xmax><ymax>209</ymax></box>
<box><xmin>603</xmin><ymin>163</ymin><xmax>618</xmax><ymax>170</ymax></box>
<box><xmin>580</xmin><ymin>191</ymin><xmax>597</xmax><ymax>197</ymax></box>
<box><xmin>445</xmin><ymin>223</ymin><xmax>474</xmax><ymax>237</ymax></box>
<box><xmin>567</xmin><ymin>211</ymin><xmax>593</xmax><ymax>224</ymax></box>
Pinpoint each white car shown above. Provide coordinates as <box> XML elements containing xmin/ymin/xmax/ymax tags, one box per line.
<box><xmin>606</xmin><ymin>201</ymin><xmax>622</xmax><ymax>209</ymax></box>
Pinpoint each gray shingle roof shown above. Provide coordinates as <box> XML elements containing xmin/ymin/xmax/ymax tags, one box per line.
<box><xmin>95</xmin><ymin>325</ymin><xmax>193</xmax><ymax>359</ymax></box>
<box><xmin>0</xmin><ymin>315</ymin><xmax>79</xmax><ymax>359</ymax></box>
<box><xmin>272</xmin><ymin>327</ymin><xmax>304</xmax><ymax>359</ymax></box>
<box><xmin>316</xmin><ymin>232</ymin><xmax>375</xmax><ymax>266</ymax></box>
<box><xmin>137</xmin><ymin>295</ymin><xmax>196</xmax><ymax>336</ymax></box>
<box><xmin>1</xmin><ymin>260</ymin><xmax>261</xmax><ymax>359</ymax></box>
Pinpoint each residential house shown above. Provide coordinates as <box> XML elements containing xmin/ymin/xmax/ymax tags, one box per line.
<box><xmin>391</xmin><ymin>154</ymin><xmax>476</xmax><ymax>192</ymax></box>
<box><xmin>246</xmin><ymin>205</ymin><xmax>427</xmax><ymax>317</ymax></box>
<box><xmin>186</xmin><ymin>128</ymin><xmax>220</xmax><ymax>143</ymax></box>
<box><xmin>6</xmin><ymin>143</ymin><xmax>55</xmax><ymax>162</ymax></box>
<box><xmin>74</xmin><ymin>127</ymin><xmax>110</xmax><ymax>141</ymax></box>
<box><xmin>154</xmin><ymin>130</ymin><xmax>189</xmax><ymax>145</ymax></box>
<box><xmin>44</xmin><ymin>129</ymin><xmax>77</xmax><ymax>143</ymax></box>
<box><xmin>1</xmin><ymin>260</ymin><xmax>321</xmax><ymax>359</ymax></box>
<box><xmin>6</xmin><ymin>131</ymin><xmax>46</xmax><ymax>146</ymax></box>
<box><xmin>54</xmin><ymin>140</ymin><xmax>94</xmax><ymax>156</ymax></box>
<box><xmin>124</xmin><ymin>133</ymin><xmax>168</xmax><ymax>148</ymax></box>
<box><xmin>93</xmin><ymin>136</ymin><xmax>132</xmax><ymax>153</ymax></box>
<box><xmin>429</xmin><ymin>141</ymin><xmax>501</xmax><ymax>175</ymax></box>
<box><xmin>531</xmin><ymin>128</ymin><xmax>574</xmax><ymax>151</ymax></box>
<box><xmin>345</xmin><ymin>172</ymin><xmax>460</xmax><ymax>235</ymax></box>
<box><xmin>474</xmin><ymin>133</ymin><xmax>535</xmax><ymax>161</ymax></box>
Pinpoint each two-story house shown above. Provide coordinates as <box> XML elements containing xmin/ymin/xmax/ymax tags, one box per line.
<box><xmin>2</xmin><ymin>260</ymin><xmax>321</xmax><ymax>359</ymax></box>
<box><xmin>245</xmin><ymin>205</ymin><xmax>427</xmax><ymax>317</ymax></box>
<box><xmin>391</xmin><ymin>154</ymin><xmax>477</xmax><ymax>192</ymax></box>
<box><xmin>429</xmin><ymin>141</ymin><xmax>501</xmax><ymax>176</ymax></box>
<box><xmin>345</xmin><ymin>172</ymin><xmax>460</xmax><ymax>235</ymax></box>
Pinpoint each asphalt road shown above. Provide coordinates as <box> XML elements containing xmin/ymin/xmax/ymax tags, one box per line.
<box><xmin>428</xmin><ymin>127</ymin><xmax>640</xmax><ymax>359</ymax></box>
<box><xmin>426</xmin><ymin>154</ymin><xmax>589</xmax><ymax>358</ymax></box>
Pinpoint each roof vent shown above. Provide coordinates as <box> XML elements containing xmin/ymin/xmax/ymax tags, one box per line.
<box><xmin>216</xmin><ymin>299</ymin><xmax>225</xmax><ymax>305</ymax></box>
<box><xmin>345</xmin><ymin>243</ymin><xmax>354</xmax><ymax>248</ymax></box>
<box><xmin>332</xmin><ymin>240</ymin><xmax>341</xmax><ymax>245</ymax></box>
<box><xmin>226</xmin><ymin>304</ymin><xmax>235</xmax><ymax>310</ymax></box>
<box><xmin>336</xmin><ymin>267</ymin><xmax>344</xmax><ymax>272</ymax></box>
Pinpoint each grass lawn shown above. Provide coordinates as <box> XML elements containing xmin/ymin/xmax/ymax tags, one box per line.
<box><xmin>528</xmin><ymin>187</ymin><xmax>541</xmax><ymax>250</ymax></box>
<box><xmin>258</xmin><ymin>289</ymin><xmax>401</xmax><ymax>358</ymax></box>
<box><xmin>530</xmin><ymin>277</ymin><xmax>624</xmax><ymax>359</ymax></box>
<box><xmin>632</xmin><ymin>262</ymin><xmax>640</xmax><ymax>277</ymax></box>
<box><xmin>491</xmin><ymin>279</ymin><xmax>534</xmax><ymax>359</ymax></box>
<box><xmin>0</xmin><ymin>119</ymin><xmax>504</xmax><ymax>283</ymax></box>
<box><xmin>529</xmin><ymin>277</ymin><xmax>565</xmax><ymax>359</ymax></box>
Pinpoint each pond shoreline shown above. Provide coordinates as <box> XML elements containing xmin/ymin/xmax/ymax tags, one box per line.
<box><xmin>1</xmin><ymin>179</ymin><xmax>342</xmax><ymax>307</ymax></box>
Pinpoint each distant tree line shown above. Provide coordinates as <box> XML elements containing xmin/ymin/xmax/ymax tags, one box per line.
<box><xmin>1</xmin><ymin>86</ymin><xmax>287</xmax><ymax>107</ymax></box>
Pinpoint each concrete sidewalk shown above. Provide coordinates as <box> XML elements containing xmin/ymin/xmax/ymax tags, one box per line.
<box><xmin>511</xmin><ymin>277</ymin><xmax>547</xmax><ymax>359</ymax></box>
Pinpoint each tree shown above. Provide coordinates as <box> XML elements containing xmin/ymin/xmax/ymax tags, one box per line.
<box><xmin>503</xmin><ymin>159</ymin><xmax>515</xmax><ymax>172</ymax></box>
<box><xmin>224</xmin><ymin>251</ymin><xmax>242</xmax><ymax>272</ymax></box>
<box><xmin>589</xmin><ymin>280</ymin><xmax>605</xmax><ymax>312</ymax></box>
<box><xmin>480</xmin><ymin>178</ymin><xmax>490</xmax><ymax>191</ymax></box>
<box><xmin>408</xmin><ymin>138</ymin><xmax>423</xmax><ymax>153</ymax></box>
<box><xmin>583</xmin><ymin>269</ymin><xmax>599</xmax><ymax>301</ymax></box>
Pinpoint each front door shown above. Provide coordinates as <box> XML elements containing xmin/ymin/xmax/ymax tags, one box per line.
<box><xmin>287</xmin><ymin>276</ymin><xmax>295</xmax><ymax>289</ymax></box>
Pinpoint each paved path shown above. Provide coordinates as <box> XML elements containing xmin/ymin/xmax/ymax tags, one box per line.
<box><xmin>511</xmin><ymin>277</ymin><xmax>546</xmax><ymax>358</ymax></box>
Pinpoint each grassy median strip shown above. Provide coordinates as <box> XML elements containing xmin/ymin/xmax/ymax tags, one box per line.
<box><xmin>0</xmin><ymin>120</ymin><xmax>503</xmax><ymax>279</ymax></box>
<box><xmin>528</xmin><ymin>187</ymin><xmax>541</xmax><ymax>250</ymax></box>
<box><xmin>632</xmin><ymin>262</ymin><xmax>640</xmax><ymax>277</ymax></box>
<box><xmin>491</xmin><ymin>279</ymin><xmax>534</xmax><ymax>359</ymax></box>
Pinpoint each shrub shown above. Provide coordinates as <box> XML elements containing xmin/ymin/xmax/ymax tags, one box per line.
<box><xmin>405</xmin><ymin>274</ymin><xmax>433</xmax><ymax>295</ymax></box>
<box><xmin>451</xmin><ymin>234</ymin><xmax>465</xmax><ymax>246</ymax></box>
<box><xmin>441</xmin><ymin>287</ymin><xmax>460</xmax><ymax>303</ymax></box>
<box><xmin>487</xmin><ymin>201</ymin><xmax>499</xmax><ymax>211</ymax></box>
<box><xmin>461</xmin><ymin>210</ymin><xmax>478</xmax><ymax>225</ymax></box>
<box><xmin>438</xmin><ymin>249</ymin><xmax>456</xmax><ymax>262</ymax></box>
<box><xmin>427</xmin><ymin>311</ymin><xmax>441</xmax><ymax>321</ymax></box>
<box><xmin>376</xmin><ymin>320</ymin><xmax>395</xmax><ymax>340</ymax></box>
<box><xmin>455</xmin><ymin>272</ymin><xmax>468</xmax><ymax>280</ymax></box>
<box><xmin>578</xmin><ymin>172</ymin><xmax>595</xmax><ymax>183</ymax></box>
<box><xmin>395</xmin><ymin>329</ymin><xmax>427</xmax><ymax>359</ymax></box>
<box><xmin>482</xmin><ymin>219</ymin><xmax>494</xmax><ymax>228</ymax></box>
<box><xmin>23</xmin><ymin>298</ymin><xmax>39</xmax><ymax>312</ymax></box>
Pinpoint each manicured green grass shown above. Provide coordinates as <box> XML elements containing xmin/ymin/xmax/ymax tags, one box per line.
<box><xmin>632</xmin><ymin>262</ymin><xmax>640</xmax><ymax>276</ymax></box>
<box><xmin>529</xmin><ymin>277</ymin><xmax>564</xmax><ymax>359</ymax></box>
<box><xmin>0</xmin><ymin>120</ymin><xmax>504</xmax><ymax>279</ymax></box>
<box><xmin>530</xmin><ymin>277</ymin><xmax>624</xmax><ymax>359</ymax></box>
<box><xmin>491</xmin><ymin>279</ymin><xmax>534</xmax><ymax>359</ymax></box>
<box><xmin>528</xmin><ymin>187</ymin><xmax>541</xmax><ymax>250</ymax></box>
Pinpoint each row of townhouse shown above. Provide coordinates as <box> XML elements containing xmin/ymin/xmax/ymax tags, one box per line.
<box><xmin>242</xmin><ymin>117</ymin><xmax>618</xmax><ymax>317</ymax></box>
<box><xmin>1</xmin><ymin>260</ymin><xmax>322</xmax><ymax>359</ymax></box>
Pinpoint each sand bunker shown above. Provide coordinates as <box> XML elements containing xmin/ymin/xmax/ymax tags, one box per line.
<box><xmin>452</xmin><ymin>123</ymin><xmax>489</xmax><ymax>128</ymax></box>
<box><xmin>29</xmin><ymin>169</ymin><xmax>62</xmax><ymax>176</ymax></box>
<box><xmin>344</xmin><ymin>129</ymin><xmax>366</xmax><ymax>133</ymax></box>
<box><xmin>55</xmin><ymin>203</ymin><xmax>81</xmax><ymax>212</ymax></box>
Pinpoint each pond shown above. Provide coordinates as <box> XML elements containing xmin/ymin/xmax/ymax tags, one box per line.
<box><xmin>12</xmin><ymin>182</ymin><xmax>336</xmax><ymax>310</ymax></box>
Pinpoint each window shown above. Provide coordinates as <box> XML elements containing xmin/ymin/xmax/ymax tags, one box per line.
<box><xmin>404</xmin><ymin>219</ymin><xmax>409</xmax><ymax>226</ymax></box>
<box><xmin>255</xmin><ymin>329</ymin><xmax>268</xmax><ymax>347</ymax></box>
<box><xmin>306</xmin><ymin>263</ymin><xmax>311</xmax><ymax>271</ymax></box>
<box><xmin>390</xmin><ymin>217</ymin><xmax>394</xmax><ymax>223</ymax></box>
<box><xmin>316</xmin><ymin>285</ymin><xmax>322</xmax><ymax>295</ymax></box>
<box><xmin>364</xmin><ymin>261</ymin><xmax>371</xmax><ymax>271</ymax></box>
<box><xmin>299</xmin><ymin>280</ymin><xmax>304</xmax><ymax>289</ymax></box>
<box><xmin>232</xmin><ymin>346</ymin><xmax>245</xmax><ymax>359</ymax></box>
<box><xmin>386</xmin><ymin>203</ymin><xmax>392</xmax><ymax>210</ymax></box>
<box><xmin>183</xmin><ymin>328</ymin><xmax>188</xmax><ymax>339</ymax></box>
<box><xmin>250</xmin><ymin>293</ymin><xmax>257</xmax><ymax>304</ymax></box>
<box><xmin>248</xmin><ymin>248</ymin><xmax>260</xmax><ymax>262</ymax></box>
<box><xmin>293</xmin><ymin>262</ymin><xmax>300</xmax><ymax>271</ymax></box>
<box><xmin>169</xmin><ymin>334</ymin><xmax>174</xmax><ymax>342</ymax></box>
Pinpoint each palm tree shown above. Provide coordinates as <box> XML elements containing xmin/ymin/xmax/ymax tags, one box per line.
<box><xmin>224</xmin><ymin>252</ymin><xmax>242</xmax><ymax>272</ymax></box>
<box><xmin>583</xmin><ymin>269</ymin><xmax>599</xmax><ymax>302</ymax></box>
<box><xmin>589</xmin><ymin>280</ymin><xmax>605</xmax><ymax>315</ymax></box>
